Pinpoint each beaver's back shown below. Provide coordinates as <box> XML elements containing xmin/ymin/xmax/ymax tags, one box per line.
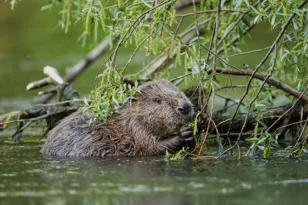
<box><xmin>41</xmin><ymin>111</ymin><xmax>93</xmax><ymax>156</ymax></box>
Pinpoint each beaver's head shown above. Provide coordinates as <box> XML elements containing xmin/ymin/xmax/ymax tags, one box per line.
<box><xmin>124</xmin><ymin>80</ymin><xmax>195</xmax><ymax>138</ymax></box>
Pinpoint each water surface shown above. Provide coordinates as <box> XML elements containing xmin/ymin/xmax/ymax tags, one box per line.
<box><xmin>0</xmin><ymin>139</ymin><xmax>307</xmax><ymax>205</ymax></box>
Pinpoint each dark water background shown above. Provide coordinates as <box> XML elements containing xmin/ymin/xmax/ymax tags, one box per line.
<box><xmin>0</xmin><ymin>1</ymin><xmax>307</xmax><ymax>205</ymax></box>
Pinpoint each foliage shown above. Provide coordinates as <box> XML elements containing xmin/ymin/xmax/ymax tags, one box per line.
<box><xmin>246</xmin><ymin>131</ymin><xmax>279</xmax><ymax>158</ymax></box>
<box><xmin>164</xmin><ymin>148</ymin><xmax>189</xmax><ymax>161</ymax></box>
<box><xmin>85</xmin><ymin>64</ymin><xmax>141</xmax><ymax>121</ymax></box>
<box><xmin>286</xmin><ymin>142</ymin><xmax>308</xmax><ymax>158</ymax></box>
<box><xmin>8</xmin><ymin>0</ymin><xmax>308</xmax><ymax>158</ymax></box>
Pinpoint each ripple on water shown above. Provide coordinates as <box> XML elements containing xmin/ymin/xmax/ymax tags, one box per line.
<box><xmin>0</xmin><ymin>190</ymin><xmax>63</xmax><ymax>197</ymax></box>
<box><xmin>271</xmin><ymin>178</ymin><xmax>308</xmax><ymax>185</ymax></box>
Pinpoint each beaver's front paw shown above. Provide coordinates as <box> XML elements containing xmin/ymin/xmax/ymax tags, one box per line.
<box><xmin>174</xmin><ymin>126</ymin><xmax>195</xmax><ymax>149</ymax></box>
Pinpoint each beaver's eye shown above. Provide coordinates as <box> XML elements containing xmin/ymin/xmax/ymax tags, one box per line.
<box><xmin>153</xmin><ymin>98</ymin><xmax>161</xmax><ymax>104</ymax></box>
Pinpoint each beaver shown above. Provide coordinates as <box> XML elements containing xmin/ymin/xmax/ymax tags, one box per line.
<box><xmin>41</xmin><ymin>80</ymin><xmax>196</xmax><ymax>157</ymax></box>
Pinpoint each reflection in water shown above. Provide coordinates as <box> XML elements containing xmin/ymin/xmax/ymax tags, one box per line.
<box><xmin>0</xmin><ymin>140</ymin><xmax>308</xmax><ymax>205</ymax></box>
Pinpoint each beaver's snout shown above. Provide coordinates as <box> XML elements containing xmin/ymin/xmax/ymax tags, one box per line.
<box><xmin>177</xmin><ymin>99</ymin><xmax>193</xmax><ymax>115</ymax></box>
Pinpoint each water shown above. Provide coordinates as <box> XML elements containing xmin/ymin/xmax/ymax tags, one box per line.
<box><xmin>1</xmin><ymin>1</ymin><xmax>307</xmax><ymax>205</ymax></box>
<box><xmin>0</xmin><ymin>139</ymin><xmax>308</xmax><ymax>205</ymax></box>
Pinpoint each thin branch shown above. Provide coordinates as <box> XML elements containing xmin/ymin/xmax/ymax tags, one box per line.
<box><xmin>200</xmin><ymin>44</ymin><xmax>242</xmax><ymax>71</ymax></box>
<box><xmin>223</xmin><ymin>36</ymin><xmax>295</xmax><ymax>58</ymax></box>
<box><xmin>204</xmin><ymin>23</ymin><xmax>216</xmax><ymax>69</ymax></box>
<box><xmin>215</xmin><ymin>85</ymin><xmax>269</xmax><ymax>91</ymax></box>
<box><xmin>198</xmin><ymin>0</ymin><xmax>222</xmax><ymax>155</ymax></box>
<box><xmin>215</xmin><ymin>94</ymin><xmax>241</xmax><ymax>105</ymax></box>
<box><xmin>274</xmin><ymin>119</ymin><xmax>308</xmax><ymax>134</ymax></box>
<box><xmin>224</xmin><ymin>46</ymin><xmax>271</xmax><ymax>58</ymax></box>
<box><xmin>120</xmin><ymin>34</ymin><xmax>152</xmax><ymax>76</ymax></box>
<box><xmin>213</xmin><ymin>0</ymin><xmax>222</xmax><ymax>71</ymax></box>
<box><xmin>174</xmin><ymin>9</ymin><xmax>247</xmax><ymax>18</ymax></box>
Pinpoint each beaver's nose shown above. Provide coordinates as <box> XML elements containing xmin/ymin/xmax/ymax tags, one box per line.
<box><xmin>178</xmin><ymin>99</ymin><xmax>192</xmax><ymax>115</ymax></box>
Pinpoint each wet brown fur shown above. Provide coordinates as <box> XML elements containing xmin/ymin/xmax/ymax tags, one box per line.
<box><xmin>41</xmin><ymin>80</ymin><xmax>195</xmax><ymax>157</ymax></box>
